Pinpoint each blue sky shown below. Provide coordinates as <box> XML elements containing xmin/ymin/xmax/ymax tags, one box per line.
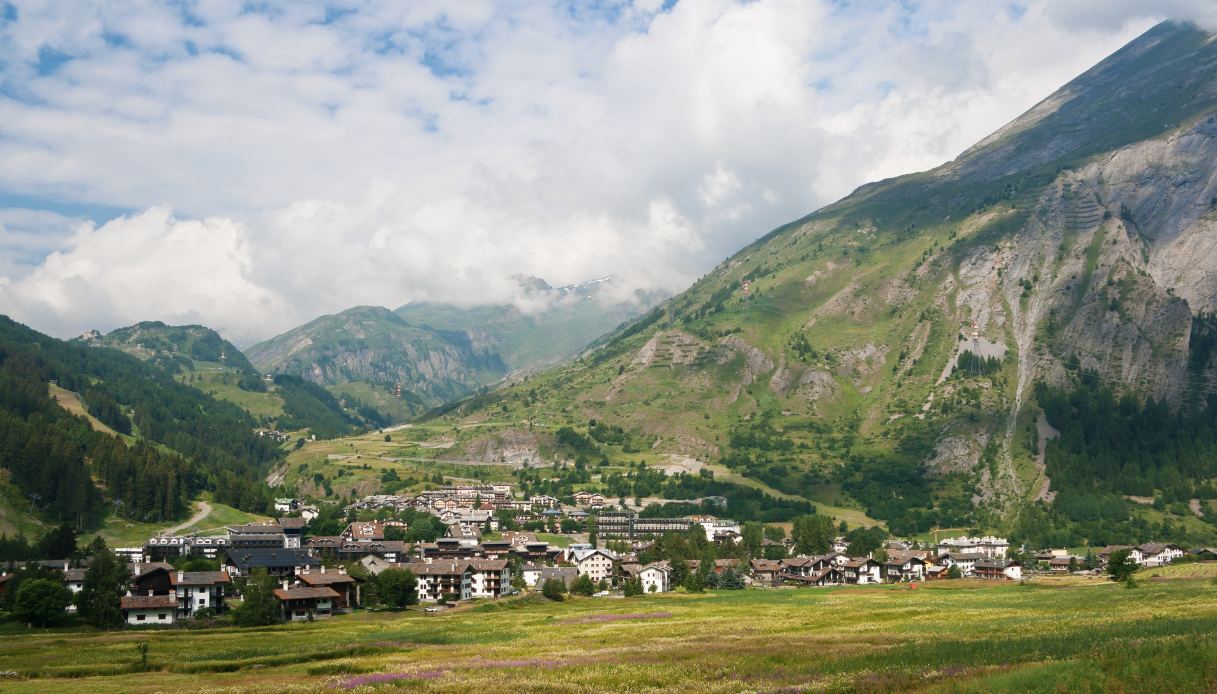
<box><xmin>0</xmin><ymin>0</ymin><xmax>1211</xmax><ymax>342</ymax></box>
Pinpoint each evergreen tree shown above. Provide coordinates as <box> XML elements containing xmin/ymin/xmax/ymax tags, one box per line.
<box><xmin>571</xmin><ymin>574</ymin><xmax>595</xmax><ymax>596</ymax></box>
<box><xmin>76</xmin><ymin>548</ymin><xmax>126</xmax><ymax>629</ymax></box>
<box><xmin>232</xmin><ymin>569</ymin><xmax>281</xmax><ymax>626</ymax></box>
<box><xmin>375</xmin><ymin>569</ymin><xmax>418</xmax><ymax>608</ymax></box>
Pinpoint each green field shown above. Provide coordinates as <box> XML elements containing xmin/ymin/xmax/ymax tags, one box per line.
<box><xmin>3</xmin><ymin>573</ymin><xmax>1217</xmax><ymax>692</ymax></box>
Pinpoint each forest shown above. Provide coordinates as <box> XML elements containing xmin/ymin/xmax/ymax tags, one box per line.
<box><xmin>1030</xmin><ymin>376</ymin><xmax>1217</xmax><ymax>547</ymax></box>
<box><xmin>0</xmin><ymin>316</ymin><xmax>281</xmax><ymax>524</ymax></box>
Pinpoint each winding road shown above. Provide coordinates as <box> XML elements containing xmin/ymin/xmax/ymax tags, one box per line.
<box><xmin>160</xmin><ymin>501</ymin><xmax>213</xmax><ymax>536</ymax></box>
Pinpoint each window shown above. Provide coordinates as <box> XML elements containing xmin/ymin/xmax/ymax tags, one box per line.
<box><xmin>137</xmin><ymin>614</ymin><xmax>146</xmax><ymax>621</ymax></box>
<box><xmin>158</xmin><ymin>613</ymin><xmax>167</xmax><ymax>620</ymax></box>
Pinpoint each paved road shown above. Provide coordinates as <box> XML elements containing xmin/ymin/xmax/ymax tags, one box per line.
<box><xmin>161</xmin><ymin>501</ymin><xmax>213</xmax><ymax>536</ymax></box>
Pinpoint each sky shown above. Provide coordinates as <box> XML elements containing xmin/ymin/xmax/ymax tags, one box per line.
<box><xmin>1</xmin><ymin>0</ymin><xmax>1216</xmax><ymax>345</ymax></box>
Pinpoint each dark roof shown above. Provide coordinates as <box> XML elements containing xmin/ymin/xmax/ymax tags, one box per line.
<box><xmin>63</xmin><ymin>568</ymin><xmax>88</xmax><ymax>582</ymax></box>
<box><xmin>131</xmin><ymin>562</ymin><xmax>175</xmax><ymax>578</ymax></box>
<box><xmin>170</xmin><ymin>571</ymin><xmax>230</xmax><ymax>586</ymax></box>
<box><xmin>121</xmin><ymin>595</ymin><xmax>178</xmax><ymax>609</ymax></box>
<box><xmin>273</xmin><ymin>586</ymin><xmax>340</xmax><ymax>600</ymax></box>
<box><xmin>225</xmin><ymin>548</ymin><xmax>319</xmax><ymax>571</ymax></box>
<box><xmin>468</xmin><ymin>559</ymin><xmax>509</xmax><ymax>571</ymax></box>
<box><xmin>278</xmin><ymin>517</ymin><xmax>307</xmax><ymax>530</ymax></box>
<box><xmin>227</xmin><ymin>522</ymin><xmax>284</xmax><ymax>534</ymax></box>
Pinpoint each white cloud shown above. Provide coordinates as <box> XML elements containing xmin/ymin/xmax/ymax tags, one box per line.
<box><xmin>0</xmin><ymin>1</ymin><xmax>1212</xmax><ymax>341</ymax></box>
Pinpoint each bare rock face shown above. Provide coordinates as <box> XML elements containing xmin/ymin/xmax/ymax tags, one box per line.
<box><xmin>460</xmin><ymin>429</ymin><xmax>540</xmax><ymax>466</ymax></box>
<box><xmin>716</xmin><ymin>335</ymin><xmax>774</xmax><ymax>386</ymax></box>
<box><xmin>926</xmin><ymin>433</ymin><xmax>989</xmax><ymax>475</ymax></box>
<box><xmin>633</xmin><ymin>330</ymin><xmax>707</xmax><ymax>368</ymax></box>
<box><xmin>795</xmin><ymin>369</ymin><xmax>837</xmax><ymax>405</ymax></box>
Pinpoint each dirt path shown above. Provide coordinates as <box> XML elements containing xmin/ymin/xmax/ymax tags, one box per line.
<box><xmin>49</xmin><ymin>384</ymin><xmax>119</xmax><ymax>436</ymax></box>
<box><xmin>1034</xmin><ymin>412</ymin><xmax>1060</xmax><ymax>503</ymax></box>
<box><xmin>161</xmin><ymin>501</ymin><xmax>212</xmax><ymax>536</ymax></box>
<box><xmin>1190</xmin><ymin>498</ymin><xmax>1206</xmax><ymax>519</ymax></box>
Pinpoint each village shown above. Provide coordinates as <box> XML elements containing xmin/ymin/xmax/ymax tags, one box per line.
<box><xmin>5</xmin><ymin>483</ymin><xmax>1211</xmax><ymax>628</ymax></box>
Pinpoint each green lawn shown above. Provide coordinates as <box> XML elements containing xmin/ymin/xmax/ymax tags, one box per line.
<box><xmin>2</xmin><ymin>574</ymin><xmax>1217</xmax><ymax>691</ymax></box>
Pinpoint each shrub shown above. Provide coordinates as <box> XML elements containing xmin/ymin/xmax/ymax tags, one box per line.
<box><xmin>541</xmin><ymin>578</ymin><xmax>566</xmax><ymax>602</ymax></box>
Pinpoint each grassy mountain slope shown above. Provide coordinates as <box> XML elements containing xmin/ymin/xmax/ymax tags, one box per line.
<box><xmin>85</xmin><ymin>322</ymin><xmax>367</xmax><ymax>438</ymax></box>
<box><xmin>424</xmin><ymin>22</ymin><xmax>1217</xmax><ymax>543</ymax></box>
<box><xmin>246</xmin><ymin>306</ymin><xmax>505</xmax><ymax>418</ymax></box>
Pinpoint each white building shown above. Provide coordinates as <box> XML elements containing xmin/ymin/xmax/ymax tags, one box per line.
<box><xmin>1138</xmin><ymin>543</ymin><xmax>1184</xmax><ymax>567</ymax></box>
<box><xmin>937</xmin><ymin>536</ymin><xmax>1009</xmax><ymax>559</ymax></box>
<box><xmin>571</xmin><ymin>547</ymin><xmax>617</xmax><ymax>582</ymax></box>
<box><xmin>121</xmin><ymin>593</ymin><xmax>178</xmax><ymax>626</ymax></box>
<box><xmin>637</xmin><ymin>564</ymin><xmax>670</xmax><ymax>593</ymax></box>
<box><xmin>468</xmin><ymin>559</ymin><xmax>511</xmax><ymax>598</ymax></box>
<box><xmin>401</xmin><ymin>561</ymin><xmax>473</xmax><ymax>602</ymax></box>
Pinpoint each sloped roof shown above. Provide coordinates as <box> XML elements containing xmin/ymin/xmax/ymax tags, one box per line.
<box><xmin>170</xmin><ymin>571</ymin><xmax>231</xmax><ymax>586</ymax></box>
<box><xmin>273</xmin><ymin>586</ymin><xmax>340</xmax><ymax>600</ymax></box>
<box><xmin>121</xmin><ymin>595</ymin><xmax>178</xmax><ymax>609</ymax></box>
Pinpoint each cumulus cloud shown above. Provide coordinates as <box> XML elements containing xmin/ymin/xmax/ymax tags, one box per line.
<box><xmin>0</xmin><ymin>0</ymin><xmax>1212</xmax><ymax>342</ymax></box>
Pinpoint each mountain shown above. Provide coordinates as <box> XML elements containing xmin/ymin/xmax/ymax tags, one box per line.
<box><xmin>0</xmin><ymin>315</ymin><xmax>281</xmax><ymax>527</ymax></box>
<box><xmin>81</xmin><ymin>322</ymin><xmax>367</xmax><ymax>438</ymax></box>
<box><xmin>395</xmin><ymin>276</ymin><xmax>665</xmax><ymax>372</ymax></box>
<box><xmin>428</xmin><ymin>22</ymin><xmax>1217</xmax><ymax>546</ymax></box>
<box><xmin>247</xmin><ymin>278</ymin><xmax>663</xmax><ymax>419</ymax></box>
<box><xmin>245</xmin><ymin>306</ymin><xmax>507</xmax><ymax>414</ymax></box>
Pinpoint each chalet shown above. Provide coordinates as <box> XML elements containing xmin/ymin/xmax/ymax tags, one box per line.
<box><xmin>359</xmin><ymin>555</ymin><xmax>394</xmax><ymax>576</ymax></box>
<box><xmin>478</xmin><ymin>540</ymin><xmax>512</xmax><ymax>559</ymax></box>
<box><xmin>1137</xmin><ymin>543</ymin><xmax>1184</xmax><ymax>567</ymax></box>
<box><xmin>336</xmin><ymin>540</ymin><xmax>409</xmax><ymax>564</ymax></box>
<box><xmin>538</xmin><ymin>566</ymin><xmax>579</xmax><ymax>590</ymax></box>
<box><xmin>622</xmin><ymin>562</ymin><xmax>670</xmax><ymax>592</ymax></box>
<box><xmin>573</xmin><ymin>491</ymin><xmax>606</xmax><ymax>509</ymax></box>
<box><xmin>400</xmin><ymin>561</ymin><xmax>473</xmax><ymax>602</ymax></box>
<box><xmin>943</xmin><ymin>552</ymin><xmax>986</xmax><ymax>577</ymax></box>
<box><xmin>297</xmin><ymin>566</ymin><xmax>359</xmax><ymax>610</ymax></box>
<box><xmin>521</xmin><ymin>564</ymin><xmax>545</xmax><ymax>588</ymax></box>
<box><xmin>529</xmin><ymin>495</ymin><xmax>559</xmax><ymax>508</ymax></box>
<box><xmin>780</xmin><ymin>556</ymin><xmax>836</xmax><ymax>586</ymax></box>
<box><xmin>1098</xmin><ymin>545</ymin><xmax>1142</xmax><ymax>566</ymax></box>
<box><xmin>1189</xmin><ymin>547</ymin><xmax>1217</xmax><ymax>561</ymax></box>
<box><xmin>131</xmin><ymin>562</ymin><xmax>175</xmax><ymax>596</ymax></box>
<box><xmin>841</xmin><ymin>557</ymin><xmax>882</xmax><ymax>584</ymax></box>
<box><xmin>468</xmin><ymin>559</ymin><xmax>511</xmax><ymax>598</ymax></box>
<box><xmin>973</xmin><ymin>559</ymin><xmax>1022</xmax><ymax>581</ymax></box>
<box><xmin>342</xmin><ymin>520</ymin><xmax>406</xmax><ymax>543</ymax></box>
<box><xmin>170</xmin><ymin>571</ymin><xmax>229</xmax><ymax>617</ymax></box>
<box><xmin>571</xmin><ymin>547</ymin><xmax>617</xmax><ymax>582</ymax></box>
<box><xmin>223</xmin><ymin>548</ymin><xmax>319</xmax><ymax>579</ymax></box>
<box><xmin>883</xmin><ymin>552</ymin><xmax>926</xmax><ymax>582</ymax></box>
<box><xmin>750</xmin><ymin>559</ymin><xmax>783</xmax><ymax>586</ymax></box>
<box><xmin>274</xmin><ymin>584</ymin><xmax>339</xmax><ymax>621</ymax></box>
<box><xmin>274</xmin><ymin>498</ymin><xmax>299</xmax><ymax>513</ymax></box>
<box><xmin>121</xmin><ymin>593</ymin><xmax>179</xmax><ymax>626</ymax></box>
<box><xmin>1048</xmin><ymin>557</ymin><xmax>1076</xmax><ymax>573</ymax></box>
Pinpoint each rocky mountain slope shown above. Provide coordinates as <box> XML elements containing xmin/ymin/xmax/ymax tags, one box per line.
<box><xmin>246</xmin><ymin>306</ymin><xmax>508</xmax><ymax>412</ymax></box>
<box><xmin>429</xmin><ymin>22</ymin><xmax>1217</xmax><ymax>539</ymax></box>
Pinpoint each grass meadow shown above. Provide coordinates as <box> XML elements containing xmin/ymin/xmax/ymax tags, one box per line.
<box><xmin>0</xmin><ymin>570</ymin><xmax>1215</xmax><ymax>692</ymax></box>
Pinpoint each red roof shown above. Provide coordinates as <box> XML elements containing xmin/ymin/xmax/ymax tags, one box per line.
<box><xmin>273</xmin><ymin>586</ymin><xmax>340</xmax><ymax>600</ymax></box>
